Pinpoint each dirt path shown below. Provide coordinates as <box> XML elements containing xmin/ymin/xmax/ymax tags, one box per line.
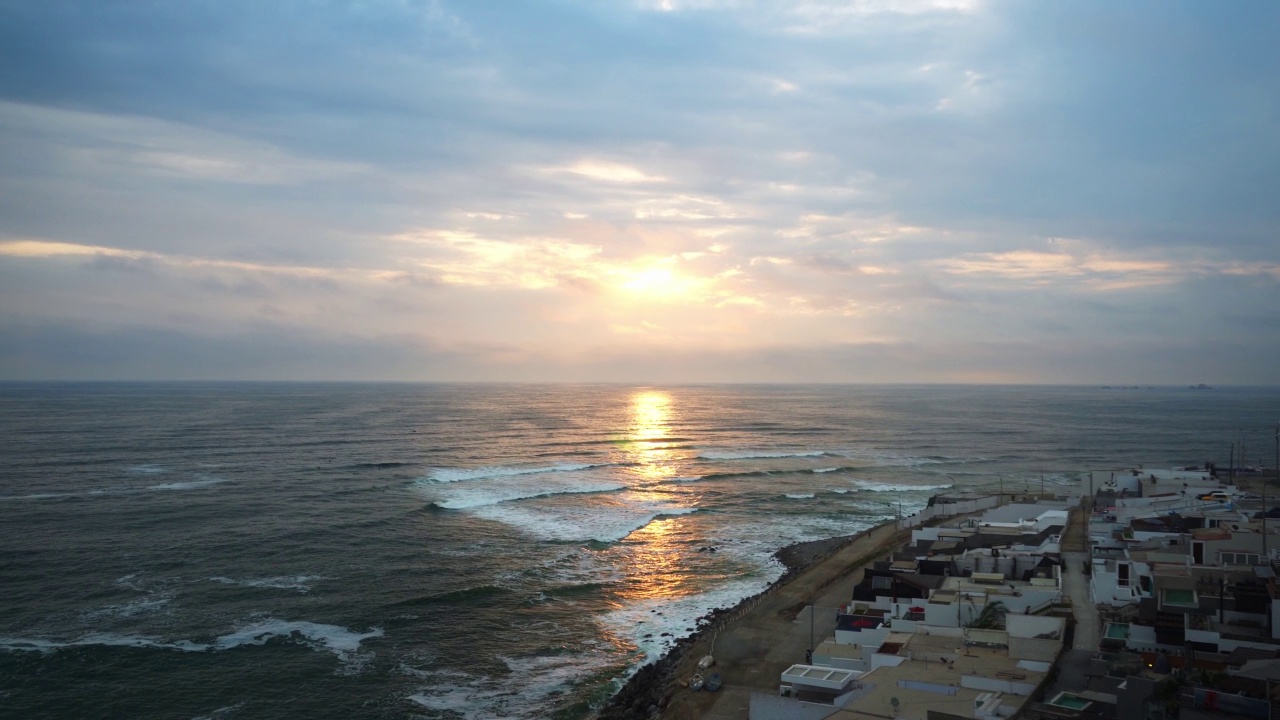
<box><xmin>658</xmin><ymin>521</ymin><xmax>906</xmax><ymax>719</ymax></box>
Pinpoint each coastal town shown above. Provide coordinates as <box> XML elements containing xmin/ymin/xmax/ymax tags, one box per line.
<box><xmin>600</xmin><ymin>464</ymin><xmax>1280</xmax><ymax>720</ymax></box>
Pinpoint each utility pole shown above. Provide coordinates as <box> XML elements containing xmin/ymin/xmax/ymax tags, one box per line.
<box><xmin>1271</xmin><ymin>423</ymin><xmax>1279</xmax><ymax>563</ymax></box>
<box><xmin>808</xmin><ymin>602</ymin><xmax>815</xmax><ymax>664</ymax></box>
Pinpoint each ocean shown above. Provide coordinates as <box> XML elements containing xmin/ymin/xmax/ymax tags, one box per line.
<box><xmin>1</xmin><ymin>383</ymin><xmax>1277</xmax><ymax>719</ymax></box>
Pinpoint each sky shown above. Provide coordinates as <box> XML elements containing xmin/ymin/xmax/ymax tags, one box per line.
<box><xmin>1</xmin><ymin>0</ymin><xmax>1278</xmax><ymax>383</ymax></box>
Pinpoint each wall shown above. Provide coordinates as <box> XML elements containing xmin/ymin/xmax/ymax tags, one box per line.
<box><xmin>834</xmin><ymin>626</ymin><xmax>888</xmax><ymax>649</ymax></box>
<box><xmin>1202</xmin><ymin>533</ymin><xmax>1266</xmax><ymax>560</ymax></box>
<box><xmin>1123</xmin><ymin>623</ymin><xmax>1177</xmax><ymax>653</ymax></box>
<box><xmin>884</xmin><ymin>597</ymin><xmax>988</xmax><ymax>627</ymax></box>
<box><xmin>1008</xmin><ymin>637</ymin><xmax>1061</xmax><ymax>662</ymax></box>
<box><xmin>748</xmin><ymin>692</ymin><xmax>845</xmax><ymax>720</ymax></box>
<box><xmin>1214</xmin><ymin>637</ymin><xmax>1280</xmax><ymax>654</ymax></box>
<box><xmin>1223</xmin><ymin>610</ymin><xmax>1267</xmax><ymax>625</ymax></box>
<box><xmin>1006</xmin><ymin>614</ymin><xmax>1065</xmax><ymax>640</ymax></box>
<box><xmin>923</xmin><ymin>602</ymin><xmax>963</xmax><ymax>628</ymax></box>
<box><xmin>898</xmin><ymin>496</ymin><xmax>1001</xmax><ymax>530</ymax></box>
<box><xmin>913</xmin><ymin>625</ymin><xmax>964</xmax><ymax>638</ymax></box>
<box><xmin>1117</xmin><ymin>675</ymin><xmax>1160</xmax><ymax>720</ymax></box>
<box><xmin>1090</xmin><ymin>558</ymin><xmax>1145</xmax><ymax>607</ymax></box>
<box><xmin>1186</xmin><ymin>629</ymin><xmax>1220</xmax><ymax>646</ymax></box>
<box><xmin>910</xmin><ymin>646</ymin><xmax>960</xmax><ymax>664</ymax></box>
<box><xmin>960</xmin><ymin>675</ymin><xmax>1036</xmax><ymax>696</ymax></box>
<box><xmin>914</xmin><ymin>527</ymin><xmax>944</xmax><ymax>542</ymax></box>
<box><xmin>812</xmin><ymin>655</ymin><xmax>865</xmax><ymax>672</ymax></box>
<box><xmin>965</xmin><ymin>629</ymin><xmax>1009</xmax><ymax>648</ymax></box>
<box><xmin>871</xmin><ymin>654</ymin><xmax>907</xmax><ymax>670</ymax></box>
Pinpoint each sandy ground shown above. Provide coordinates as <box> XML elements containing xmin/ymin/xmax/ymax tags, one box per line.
<box><xmin>657</xmin><ymin>521</ymin><xmax>906</xmax><ymax>720</ymax></box>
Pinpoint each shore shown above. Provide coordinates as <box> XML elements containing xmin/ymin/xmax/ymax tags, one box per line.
<box><xmin>596</xmin><ymin>521</ymin><xmax>905</xmax><ymax>719</ymax></box>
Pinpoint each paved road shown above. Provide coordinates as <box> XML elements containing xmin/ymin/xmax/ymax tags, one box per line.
<box><xmin>1062</xmin><ymin>551</ymin><xmax>1100</xmax><ymax>649</ymax></box>
<box><xmin>1058</xmin><ymin>503</ymin><xmax>1101</xmax><ymax>650</ymax></box>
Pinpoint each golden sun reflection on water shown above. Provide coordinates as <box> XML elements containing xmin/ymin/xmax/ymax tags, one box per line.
<box><xmin>614</xmin><ymin>515</ymin><xmax>690</xmax><ymax>603</ymax></box>
<box><xmin>609</xmin><ymin>390</ymin><xmax>698</xmax><ymax>605</ymax></box>
<box><xmin>625</xmin><ymin>390</ymin><xmax>679</xmax><ymax>482</ymax></box>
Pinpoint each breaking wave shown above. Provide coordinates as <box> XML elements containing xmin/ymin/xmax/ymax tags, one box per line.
<box><xmin>210</xmin><ymin>575</ymin><xmax>327</xmax><ymax>594</ymax></box>
<box><xmin>696</xmin><ymin>450</ymin><xmax>833</xmax><ymax>461</ymax></box>
<box><xmin>148</xmin><ymin>478</ymin><xmax>227</xmax><ymax>491</ymax></box>
<box><xmin>424</xmin><ymin>462</ymin><xmax>614</xmax><ymax>483</ymax></box>
<box><xmin>0</xmin><ymin>619</ymin><xmax>382</xmax><ymax>667</ymax></box>
<box><xmin>430</xmin><ymin>482</ymin><xmax>626</xmax><ymax>510</ymax></box>
<box><xmin>468</xmin><ymin>503</ymin><xmax>700</xmax><ymax>544</ymax></box>
<box><xmin>851</xmin><ymin>481</ymin><xmax>953</xmax><ymax>492</ymax></box>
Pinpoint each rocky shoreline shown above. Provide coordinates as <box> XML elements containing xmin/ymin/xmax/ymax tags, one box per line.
<box><xmin>594</xmin><ymin>530</ymin><xmax>866</xmax><ymax>719</ymax></box>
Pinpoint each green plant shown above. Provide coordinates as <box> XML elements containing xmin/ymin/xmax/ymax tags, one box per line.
<box><xmin>965</xmin><ymin>600</ymin><xmax>1008</xmax><ymax>629</ymax></box>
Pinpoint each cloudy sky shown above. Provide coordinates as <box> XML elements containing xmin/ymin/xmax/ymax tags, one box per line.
<box><xmin>1</xmin><ymin>0</ymin><xmax>1277</xmax><ymax>383</ymax></box>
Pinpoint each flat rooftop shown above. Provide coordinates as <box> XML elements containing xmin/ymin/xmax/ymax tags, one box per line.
<box><xmin>821</xmin><ymin>643</ymin><xmax>1048</xmax><ymax>720</ymax></box>
<box><xmin>978</xmin><ymin>504</ymin><xmax>1069</xmax><ymax>524</ymax></box>
<box><xmin>781</xmin><ymin>664</ymin><xmax>859</xmax><ymax>691</ymax></box>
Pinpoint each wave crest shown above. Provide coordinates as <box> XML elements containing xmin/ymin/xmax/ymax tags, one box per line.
<box><xmin>424</xmin><ymin>462</ymin><xmax>612</xmax><ymax>484</ymax></box>
<box><xmin>0</xmin><ymin>619</ymin><xmax>382</xmax><ymax>668</ymax></box>
<box><xmin>851</xmin><ymin>481</ymin><xmax>953</xmax><ymax>492</ymax></box>
<box><xmin>430</xmin><ymin>482</ymin><xmax>626</xmax><ymax>510</ymax></box>
<box><xmin>696</xmin><ymin>450</ymin><xmax>832</xmax><ymax>461</ymax></box>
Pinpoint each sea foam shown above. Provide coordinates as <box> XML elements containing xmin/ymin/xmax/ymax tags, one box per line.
<box><xmin>80</xmin><ymin>597</ymin><xmax>172</xmax><ymax>620</ymax></box>
<box><xmin>0</xmin><ymin>619</ymin><xmax>382</xmax><ymax>668</ymax></box>
<box><xmin>469</xmin><ymin>501</ymin><xmax>698</xmax><ymax>543</ymax></box>
<box><xmin>148</xmin><ymin>478</ymin><xmax>227</xmax><ymax>491</ymax></box>
<box><xmin>409</xmin><ymin>651</ymin><xmax>625</xmax><ymax>720</ymax></box>
<box><xmin>851</xmin><ymin>480</ymin><xmax>953</xmax><ymax>492</ymax></box>
<box><xmin>210</xmin><ymin>575</ymin><xmax>327</xmax><ymax>593</ymax></box>
<box><xmin>696</xmin><ymin>450</ymin><xmax>830</xmax><ymax>461</ymax></box>
<box><xmin>425</xmin><ymin>462</ymin><xmax>608</xmax><ymax>484</ymax></box>
<box><xmin>430</xmin><ymin>480</ymin><xmax>626</xmax><ymax>510</ymax></box>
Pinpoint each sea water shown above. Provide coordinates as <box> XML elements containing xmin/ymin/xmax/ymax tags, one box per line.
<box><xmin>1</xmin><ymin>383</ymin><xmax>1277</xmax><ymax>718</ymax></box>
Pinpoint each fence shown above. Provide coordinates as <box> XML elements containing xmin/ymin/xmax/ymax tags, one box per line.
<box><xmin>897</xmin><ymin>495</ymin><xmax>1002</xmax><ymax>530</ymax></box>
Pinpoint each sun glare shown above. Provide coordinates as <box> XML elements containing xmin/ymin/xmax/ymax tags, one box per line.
<box><xmin>616</xmin><ymin>265</ymin><xmax>702</xmax><ymax>299</ymax></box>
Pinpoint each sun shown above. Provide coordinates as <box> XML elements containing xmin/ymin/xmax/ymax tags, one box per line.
<box><xmin>622</xmin><ymin>267</ymin><xmax>676</xmax><ymax>292</ymax></box>
<box><xmin>616</xmin><ymin>264</ymin><xmax>702</xmax><ymax>299</ymax></box>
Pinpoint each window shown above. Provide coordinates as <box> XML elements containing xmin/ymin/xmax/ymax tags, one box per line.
<box><xmin>1118</xmin><ymin>563</ymin><xmax>1131</xmax><ymax>587</ymax></box>
<box><xmin>1219</xmin><ymin>552</ymin><xmax>1260</xmax><ymax>566</ymax></box>
<box><xmin>872</xmin><ymin>576</ymin><xmax>893</xmax><ymax>589</ymax></box>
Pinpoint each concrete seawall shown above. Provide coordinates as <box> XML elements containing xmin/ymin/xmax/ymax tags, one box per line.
<box><xmin>596</xmin><ymin>519</ymin><xmax>907</xmax><ymax>720</ymax></box>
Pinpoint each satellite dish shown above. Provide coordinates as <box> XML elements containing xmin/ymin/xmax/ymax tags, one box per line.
<box><xmin>891</xmin><ymin>697</ymin><xmax>900</xmax><ymax>708</ymax></box>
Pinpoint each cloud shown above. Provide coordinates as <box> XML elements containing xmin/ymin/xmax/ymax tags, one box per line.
<box><xmin>0</xmin><ymin>1</ymin><xmax>1277</xmax><ymax>382</ymax></box>
<box><xmin>557</xmin><ymin>160</ymin><xmax>668</xmax><ymax>184</ymax></box>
